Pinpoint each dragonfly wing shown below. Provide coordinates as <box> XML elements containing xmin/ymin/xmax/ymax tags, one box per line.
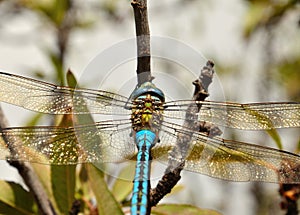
<box><xmin>184</xmin><ymin>136</ymin><xmax>300</xmax><ymax>183</ymax></box>
<box><xmin>152</xmin><ymin>121</ymin><xmax>300</xmax><ymax>183</ymax></box>
<box><xmin>163</xmin><ymin>100</ymin><xmax>300</xmax><ymax>129</ymax></box>
<box><xmin>0</xmin><ymin>72</ymin><xmax>131</xmax><ymax>115</ymax></box>
<box><xmin>0</xmin><ymin>119</ymin><xmax>135</xmax><ymax>164</ymax></box>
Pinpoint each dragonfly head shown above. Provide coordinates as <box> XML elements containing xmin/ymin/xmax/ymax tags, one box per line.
<box><xmin>130</xmin><ymin>82</ymin><xmax>165</xmax><ymax>102</ymax></box>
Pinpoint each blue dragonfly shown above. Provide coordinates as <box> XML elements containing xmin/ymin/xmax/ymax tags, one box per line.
<box><xmin>0</xmin><ymin>71</ymin><xmax>300</xmax><ymax>215</ymax></box>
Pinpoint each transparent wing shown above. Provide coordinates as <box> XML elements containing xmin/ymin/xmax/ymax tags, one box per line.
<box><xmin>163</xmin><ymin>100</ymin><xmax>300</xmax><ymax>130</ymax></box>
<box><xmin>0</xmin><ymin>72</ymin><xmax>132</xmax><ymax>115</ymax></box>
<box><xmin>0</xmin><ymin>119</ymin><xmax>135</xmax><ymax>164</ymax></box>
<box><xmin>152</xmin><ymin>121</ymin><xmax>300</xmax><ymax>183</ymax></box>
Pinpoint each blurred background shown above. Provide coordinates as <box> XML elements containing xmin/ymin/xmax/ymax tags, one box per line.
<box><xmin>0</xmin><ymin>0</ymin><xmax>299</xmax><ymax>215</ymax></box>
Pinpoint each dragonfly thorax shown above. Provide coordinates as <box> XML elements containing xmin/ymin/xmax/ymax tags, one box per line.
<box><xmin>131</xmin><ymin>94</ymin><xmax>164</xmax><ymax>133</ymax></box>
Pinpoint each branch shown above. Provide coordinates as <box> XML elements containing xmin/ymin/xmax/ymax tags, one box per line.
<box><xmin>0</xmin><ymin>106</ymin><xmax>56</xmax><ymax>215</ymax></box>
<box><xmin>279</xmin><ymin>178</ymin><xmax>300</xmax><ymax>214</ymax></box>
<box><xmin>131</xmin><ymin>0</ymin><xmax>152</xmax><ymax>85</ymax></box>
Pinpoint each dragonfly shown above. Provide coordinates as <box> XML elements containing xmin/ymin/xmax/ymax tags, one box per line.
<box><xmin>0</xmin><ymin>71</ymin><xmax>300</xmax><ymax>215</ymax></box>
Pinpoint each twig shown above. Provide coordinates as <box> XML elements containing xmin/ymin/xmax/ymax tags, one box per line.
<box><xmin>131</xmin><ymin>0</ymin><xmax>152</xmax><ymax>85</ymax></box>
<box><xmin>55</xmin><ymin>1</ymin><xmax>77</xmax><ymax>86</ymax></box>
<box><xmin>150</xmin><ymin>60</ymin><xmax>217</xmax><ymax>207</ymax></box>
<box><xmin>279</xmin><ymin>173</ymin><xmax>300</xmax><ymax>215</ymax></box>
<box><xmin>279</xmin><ymin>183</ymin><xmax>300</xmax><ymax>215</ymax></box>
<box><xmin>0</xmin><ymin>106</ymin><xmax>56</xmax><ymax>215</ymax></box>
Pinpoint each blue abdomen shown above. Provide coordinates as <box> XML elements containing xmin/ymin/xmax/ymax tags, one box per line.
<box><xmin>131</xmin><ymin>130</ymin><xmax>156</xmax><ymax>215</ymax></box>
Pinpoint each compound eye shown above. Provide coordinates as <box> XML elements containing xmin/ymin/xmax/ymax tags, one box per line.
<box><xmin>152</xmin><ymin>96</ymin><xmax>162</xmax><ymax>103</ymax></box>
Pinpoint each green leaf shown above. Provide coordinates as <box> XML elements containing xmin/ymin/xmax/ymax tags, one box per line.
<box><xmin>52</xmin><ymin>0</ymin><xmax>71</xmax><ymax>26</ymax></box>
<box><xmin>151</xmin><ymin>204</ymin><xmax>222</xmax><ymax>215</ymax></box>
<box><xmin>76</xmin><ymin>165</ymin><xmax>90</xmax><ymax>198</ymax></box>
<box><xmin>50</xmin><ymin>103</ymin><xmax>76</xmax><ymax>214</ymax></box>
<box><xmin>0</xmin><ymin>181</ymin><xmax>36</xmax><ymax>215</ymax></box>
<box><xmin>297</xmin><ymin>138</ymin><xmax>300</xmax><ymax>154</ymax></box>
<box><xmin>30</xmin><ymin>163</ymin><xmax>62</xmax><ymax>213</ymax></box>
<box><xmin>266</xmin><ymin>129</ymin><xmax>283</xmax><ymax>150</ymax></box>
<box><xmin>30</xmin><ymin>164</ymin><xmax>52</xmax><ymax>196</ymax></box>
<box><xmin>24</xmin><ymin>112</ymin><xmax>44</xmax><ymax>126</ymax></box>
<box><xmin>51</xmin><ymin>165</ymin><xmax>76</xmax><ymax>214</ymax></box>
<box><xmin>66</xmin><ymin>69</ymin><xmax>78</xmax><ymax>88</ymax></box>
<box><xmin>46</xmin><ymin>51</ymin><xmax>64</xmax><ymax>85</ymax></box>
<box><xmin>242</xmin><ymin>105</ymin><xmax>283</xmax><ymax>149</ymax></box>
<box><xmin>111</xmin><ymin>162</ymin><xmax>135</xmax><ymax>202</ymax></box>
<box><xmin>87</xmin><ymin>164</ymin><xmax>124</xmax><ymax>215</ymax></box>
